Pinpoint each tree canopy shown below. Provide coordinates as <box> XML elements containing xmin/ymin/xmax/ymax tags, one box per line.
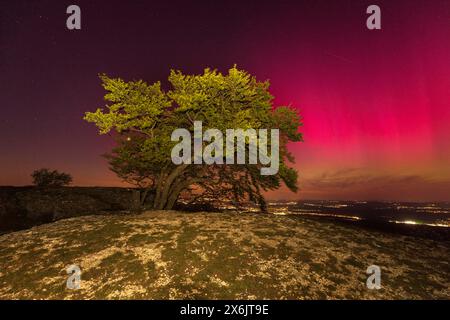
<box><xmin>84</xmin><ymin>67</ymin><xmax>302</xmax><ymax>211</ymax></box>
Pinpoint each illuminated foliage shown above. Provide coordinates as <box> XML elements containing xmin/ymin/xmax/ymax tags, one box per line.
<box><xmin>84</xmin><ymin>67</ymin><xmax>302</xmax><ymax>210</ymax></box>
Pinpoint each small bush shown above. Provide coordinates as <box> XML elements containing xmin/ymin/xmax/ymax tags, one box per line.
<box><xmin>31</xmin><ymin>168</ymin><xmax>73</xmax><ymax>187</ymax></box>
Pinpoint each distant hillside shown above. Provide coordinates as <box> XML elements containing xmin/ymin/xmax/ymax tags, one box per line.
<box><xmin>0</xmin><ymin>186</ymin><xmax>135</xmax><ymax>232</ymax></box>
<box><xmin>0</xmin><ymin>211</ymin><xmax>448</xmax><ymax>299</ymax></box>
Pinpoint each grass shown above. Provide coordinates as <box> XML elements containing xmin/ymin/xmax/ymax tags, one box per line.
<box><xmin>0</xmin><ymin>211</ymin><xmax>448</xmax><ymax>299</ymax></box>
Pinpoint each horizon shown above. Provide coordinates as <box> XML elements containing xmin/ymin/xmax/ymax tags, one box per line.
<box><xmin>1</xmin><ymin>185</ymin><xmax>449</xmax><ymax>204</ymax></box>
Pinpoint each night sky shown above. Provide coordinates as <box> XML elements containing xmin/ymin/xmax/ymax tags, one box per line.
<box><xmin>1</xmin><ymin>0</ymin><xmax>449</xmax><ymax>201</ymax></box>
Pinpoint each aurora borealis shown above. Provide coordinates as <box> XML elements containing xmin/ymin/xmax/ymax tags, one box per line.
<box><xmin>1</xmin><ymin>0</ymin><xmax>449</xmax><ymax>201</ymax></box>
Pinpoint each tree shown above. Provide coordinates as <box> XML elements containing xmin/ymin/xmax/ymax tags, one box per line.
<box><xmin>31</xmin><ymin>168</ymin><xmax>73</xmax><ymax>187</ymax></box>
<box><xmin>84</xmin><ymin>67</ymin><xmax>302</xmax><ymax>211</ymax></box>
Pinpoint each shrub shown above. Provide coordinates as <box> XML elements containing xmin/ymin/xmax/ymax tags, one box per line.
<box><xmin>31</xmin><ymin>168</ymin><xmax>73</xmax><ymax>187</ymax></box>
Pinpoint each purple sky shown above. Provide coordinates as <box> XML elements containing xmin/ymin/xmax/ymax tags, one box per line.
<box><xmin>1</xmin><ymin>0</ymin><xmax>449</xmax><ymax>201</ymax></box>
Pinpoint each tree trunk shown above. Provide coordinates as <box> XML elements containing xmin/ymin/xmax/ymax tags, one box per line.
<box><xmin>153</xmin><ymin>170</ymin><xmax>167</xmax><ymax>209</ymax></box>
<box><xmin>154</xmin><ymin>164</ymin><xmax>189</xmax><ymax>210</ymax></box>
<box><xmin>164</xmin><ymin>177</ymin><xmax>200</xmax><ymax>210</ymax></box>
<box><xmin>131</xmin><ymin>190</ymin><xmax>141</xmax><ymax>212</ymax></box>
<box><xmin>140</xmin><ymin>187</ymin><xmax>152</xmax><ymax>207</ymax></box>
<box><xmin>258</xmin><ymin>195</ymin><xmax>268</xmax><ymax>213</ymax></box>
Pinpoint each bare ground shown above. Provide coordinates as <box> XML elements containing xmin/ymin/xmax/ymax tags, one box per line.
<box><xmin>0</xmin><ymin>211</ymin><xmax>448</xmax><ymax>299</ymax></box>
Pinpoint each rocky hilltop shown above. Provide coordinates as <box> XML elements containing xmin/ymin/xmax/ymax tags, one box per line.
<box><xmin>0</xmin><ymin>187</ymin><xmax>135</xmax><ymax>232</ymax></box>
<box><xmin>0</xmin><ymin>211</ymin><xmax>448</xmax><ymax>299</ymax></box>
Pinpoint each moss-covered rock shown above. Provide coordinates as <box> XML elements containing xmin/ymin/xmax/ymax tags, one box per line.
<box><xmin>0</xmin><ymin>187</ymin><xmax>135</xmax><ymax>232</ymax></box>
<box><xmin>0</xmin><ymin>211</ymin><xmax>448</xmax><ymax>299</ymax></box>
